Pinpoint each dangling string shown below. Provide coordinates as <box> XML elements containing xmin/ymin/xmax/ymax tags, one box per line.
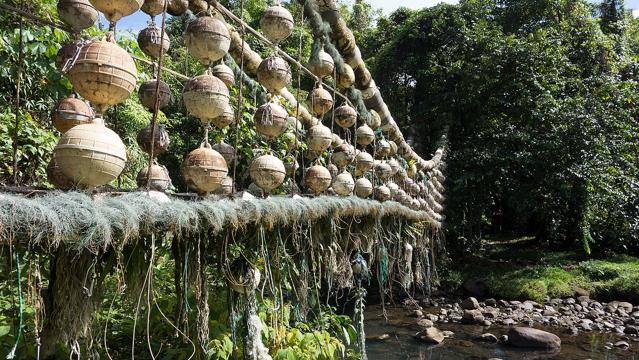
<box><xmin>231</xmin><ymin>0</ymin><xmax>245</xmax><ymax>196</ymax></box>
<box><xmin>6</xmin><ymin>250</ymin><xmax>24</xmax><ymax>359</ymax></box>
<box><xmin>11</xmin><ymin>16</ymin><xmax>23</xmax><ymax>185</ymax></box>
<box><xmin>291</xmin><ymin>6</ymin><xmax>305</xmax><ymax>196</ymax></box>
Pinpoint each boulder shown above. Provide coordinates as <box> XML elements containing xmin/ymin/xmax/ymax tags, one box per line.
<box><xmin>508</xmin><ymin>327</ymin><xmax>561</xmax><ymax>350</ymax></box>
<box><xmin>416</xmin><ymin>318</ymin><xmax>434</xmax><ymax>329</ymax></box>
<box><xmin>461</xmin><ymin>297</ymin><xmax>481</xmax><ymax>310</ymax></box>
<box><xmin>415</xmin><ymin>327</ymin><xmax>445</xmax><ymax>344</ymax></box>
<box><xmin>462</xmin><ymin>309</ymin><xmax>485</xmax><ymax>324</ymax></box>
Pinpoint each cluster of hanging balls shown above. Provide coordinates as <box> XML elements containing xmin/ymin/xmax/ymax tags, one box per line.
<box><xmin>48</xmin><ymin>0</ymin><xmax>434</xmax><ymax>210</ymax></box>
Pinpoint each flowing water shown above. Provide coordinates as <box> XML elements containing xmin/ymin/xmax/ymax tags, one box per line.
<box><xmin>364</xmin><ymin>304</ymin><xmax>639</xmax><ymax>360</ymax></box>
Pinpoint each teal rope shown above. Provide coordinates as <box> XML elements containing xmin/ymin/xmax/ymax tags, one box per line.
<box><xmin>6</xmin><ymin>251</ymin><xmax>23</xmax><ymax>360</ymax></box>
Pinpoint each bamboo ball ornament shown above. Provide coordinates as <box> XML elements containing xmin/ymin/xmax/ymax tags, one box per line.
<box><xmin>138</xmin><ymin>79</ymin><xmax>172</xmax><ymax>110</ymax></box>
<box><xmin>181</xmin><ymin>142</ymin><xmax>228</xmax><ymax>194</ymax></box>
<box><xmin>402</xmin><ymin>177</ymin><xmax>415</xmax><ymax>191</ymax></box>
<box><xmin>212</xmin><ymin>141</ymin><xmax>235</xmax><ymax>165</ymax></box>
<box><xmin>387</xmin><ymin>158</ymin><xmax>400</xmax><ymax>175</ymax></box>
<box><xmin>257</xmin><ymin>55</ymin><xmax>291</xmax><ymax>93</ymax></box>
<box><xmin>283</xmin><ymin>157</ymin><xmax>299</xmax><ymax>176</ymax></box>
<box><xmin>337</xmin><ymin>63</ymin><xmax>355</xmax><ymax>89</ymax></box>
<box><xmin>394</xmin><ymin>188</ymin><xmax>408</xmax><ymax>204</ymax></box>
<box><xmin>334</xmin><ymin>104</ymin><xmax>357</xmax><ymax>129</ymax></box>
<box><xmin>188</xmin><ymin>0</ymin><xmax>207</xmax><ymax>14</ymax></box>
<box><xmin>308</xmin><ymin>46</ymin><xmax>334</xmax><ymax>79</ymax></box>
<box><xmin>67</xmin><ymin>39</ymin><xmax>137</xmax><ymax>114</ymax></box>
<box><xmin>136</xmin><ymin>163</ymin><xmax>171</xmax><ymax>191</ymax></box>
<box><xmin>184</xmin><ymin>16</ymin><xmax>230</xmax><ymax>64</ymax></box>
<box><xmin>333</xmin><ymin>171</ymin><xmax>355</xmax><ymax>196</ymax></box>
<box><xmin>141</xmin><ymin>0</ymin><xmax>166</xmax><ymax>16</ymax></box>
<box><xmin>215</xmin><ymin>176</ymin><xmax>234</xmax><ymax>196</ymax></box>
<box><xmin>209</xmin><ymin>102</ymin><xmax>235</xmax><ymax>129</ymax></box>
<box><xmin>367</xmin><ymin>109</ymin><xmax>381</xmax><ymax>129</ymax></box>
<box><xmin>54</xmin><ymin>118</ymin><xmax>127</xmax><ymax>188</ymax></box>
<box><xmin>89</xmin><ymin>0</ymin><xmax>142</xmax><ymax>22</ymax></box>
<box><xmin>307</xmin><ymin>124</ymin><xmax>332</xmax><ymax>152</ymax></box>
<box><xmin>331</xmin><ymin>143</ymin><xmax>354</xmax><ymax>169</ymax></box>
<box><xmin>166</xmin><ymin>0</ymin><xmax>187</xmax><ymax>15</ymax></box>
<box><xmin>51</xmin><ymin>95</ymin><xmax>94</xmax><ymax>133</ymax></box>
<box><xmin>376</xmin><ymin>139</ymin><xmax>391</xmax><ymax>158</ymax></box>
<box><xmin>387</xmin><ymin>181</ymin><xmax>399</xmax><ymax>198</ymax></box>
<box><xmin>356</xmin><ymin>124</ymin><xmax>375</xmax><ymax>146</ymax></box>
<box><xmin>57</xmin><ymin>0</ymin><xmax>98</xmax><ymax>32</ymax></box>
<box><xmin>260</xmin><ymin>4</ymin><xmax>294</xmax><ymax>43</ymax></box>
<box><xmin>388</xmin><ymin>140</ymin><xmax>398</xmax><ymax>156</ymax></box>
<box><xmin>331</xmin><ymin>134</ymin><xmax>343</xmax><ymax>148</ymax></box>
<box><xmin>183</xmin><ymin>73</ymin><xmax>230</xmax><ymax>121</ymax></box>
<box><xmin>212</xmin><ymin>62</ymin><xmax>235</xmax><ymax>89</ymax></box>
<box><xmin>137</xmin><ymin>123</ymin><xmax>171</xmax><ymax>155</ymax></box>
<box><xmin>354</xmin><ymin>177</ymin><xmax>373</xmax><ymax>198</ymax></box>
<box><xmin>249</xmin><ymin>154</ymin><xmax>286</xmax><ymax>193</ymax></box>
<box><xmin>254</xmin><ymin>100</ymin><xmax>288</xmax><ymax>139</ymax></box>
<box><xmin>47</xmin><ymin>157</ymin><xmax>75</xmax><ymax>190</ymax></box>
<box><xmin>375</xmin><ymin>161</ymin><xmax>393</xmax><ymax>181</ymax></box>
<box><xmin>410</xmin><ymin>182</ymin><xmax>421</xmax><ymax>196</ymax></box>
<box><xmin>309</xmin><ymin>84</ymin><xmax>333</xmax><ymax>116</ymax></box>
<box><xmin>374</xmin><ymin>184</ymin><xmax>391</xmax><ymax>202</ymax></box>
<box><xmin>326</xmin><ymin>163</ymin><xmax>338</xmax><ymax>178</ymax></box>
<box><xmin>305</xmin><ymin>165</ymin><xmax>332</xmax><ymax>194</ymax></box>
<box><xmin>355</xmin><ymin>151</ymin><xmax>374</xmax><ymax>173</ymax></box>
<box><xmin>138</xmin><ymin>24</ymin><xmax>170</xmax><ymax>60</ymax></box>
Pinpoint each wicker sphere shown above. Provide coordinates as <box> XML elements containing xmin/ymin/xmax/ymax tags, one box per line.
<box><xmin>183</xmin><ymin>74</ymin><xmax>230</xmax><ymax>121</ymax></box>
<box><xmin>249</xmin><ymin>154</ymin><xmax>286</xmax><ymax>193</ymax></box>
<box><xmin>354</xmin><ymin>177</ymin><xmax>372</xmax><ymax>198</ymax></box>
<box><xmin>257</xmin><ymin>55</ymin><xmax>291</xmax><ymax>93</ymax></box>
<box><xmin>181</xmin><ymin>143</ymin><xmax>228</xmax><ymax>194</ymax></box>
<box><xmin>141</xmin><ymin>0</ymin><xmax>166</xmax><ymax>16</ymax></box>
<box><xmin>308</xmin><ymin>85</ymin><xmax>333</xmax><ymax>116</ymax></box>
<box><xmin>410</xmin><ymin>182</ymin><xmax>421</xmax><ymax>196</ymax></box>
<box><xmin>57</xmin><ymin>0</ymin><xmax>98</xmax><ymax>32</ymax></box>
<box><xmin>138</xmin><ymin>79</ymin><xmax>171</xmax><ymax>110</ymax></box>
<box><xmin>54</xmin><ymin>118</ymin><xmax>127</xmax><ymax>188</ymax></box>
<box><xmin>260</xmin><ymin>4</ymin><xmax>294</xmax><ymax>43</ymax></box>
<box><xmin>331</xmin><ymin>133</ymin><xmax>343</xmax><ymax>148</ymax></box>
<box><xmin>208</xmin><ymin>102</ymin><xmax>235</xmax><ymax>129</ymax></box>
<box><xmin>212</xmin><ymin>63</ymin><xmax>235</xmax><ymax>89</ymax></box>
<box><xmin>305</xmin><ymin>165</ymin><xmax>332</xmax><ymax>194</ymax></box>
<box><xmin>331</xmin><ymin>143</ymin><xmax>354</xmax><ymax>169</ymax></box>
<box><xmin>394</xmin><ymin>188</ymin><xmax>408</xmax><ymax>204</ymax></box>
<box><xmin>166</xmin><ymin>0</ymin><xmax>187</xmax><ymax>15</ymax></box>
<box><xmin>376</xmin><ymin>139</ymin><xmax>391</xmax><ymax>158</ymax></box>
<box><xmin>212</xmin><ymin>141</ymin><xmax>235</xmax><ymax>165</ymax></box>
<box><xmin>387</xmin><ymin>158</ymin><xmax>400</xmax><ymax>175</ymax></box>
<box><xmin>308</xmin><ymin>47</ymin><xmax>334</xmax><ymax>78</ymax></box>
<box><xmin>388</xmin><ymin>140</ymin><xmax>398</xmax><ymax>156</ymax></box>
<box><xmin>333</xmin><ymin>171</ymin><xmax>355</xmax><ymax>196</ymax></box>
<box><xmin>215</xmin><ymin>176</ymin><xmax>234</xmax><ymax>196</ymax></box>
<box><xmin>337</xmin><ymin>63</ymin><xmax>355</xmax><ymax>89</ymax></box>
<box><xmin>401</xmin><ymin>177</ymin><xmax>415</xmax><ymax>191</ymax></box>
<box><xmin>367</xmin><ymin>109</ymin><xmax>381</xmax><ymax>129</ymax></box>
<box><xmin>283</xmin><ymin>157</ymin><xmax>299</xmax><ymax>176</ymax></box>
<box><xmin>326</xmin><ymin>163</ymin><xmax>339</xmax><ymax>178</ymax></box>
<box><xmin>67</xmin><ymin>40</ymin><xmax>137</xmax><ymax>113</ymax></box>
<box><xmin>47</xmin><ymin>157</ymin><xmax>75</xmax><ymax>189</ymax></box>
<box><xmin>136</xmin><ymin>163</ymin><xmax>171</xmax><ymax>191</ymax></box>
<box><xmin>374</xmin><ymin>184</ymin><xmax>391</xmax><ymax>202</ymax></box>
<box><xmin>185</xmin><ymin>16</ymin><xmax>230</xmax><ymax>64</ymax></box>
<box><xmin>51</xmin><ymin>96</ymin><xmax>93</xmax><ymax>133</ymax></box>
<box><xmin>137</xmin><ymin>123</ymin><xmax>171</xmax><ymax>155</ymax></box>
<box><xmin>354</xmin><ymin>151</ymin><xmax>374</xmax><ymax>173</ymax></box>
<box><xmin>307</xmin><ymin>124</ymin><xmax>332</xmax><ymax>152</ymax></box>
<box><xmin>89</xmin><ymin>0</ymin><xmax>142</xmax><ymax>22</ymax></box>
<box><xmin>188</xmin><ymin>0</ymin><xmax>207</xmax><ymax>14</ymax></box>
<box><xmin>334</xmin><ymin>104</ymin><xmax>357</xmax><ymax>129</ymax></box>
<box><xmin>138</xmin><ymin>24</ymin><xmax>170</xmax><ymax>60</ymax></box>
<box><xmin>375</xmin><ymin>161</ymin><xmax>393</xmax><ymax>181</ymax></box>
<box><xmin>356</xmin><ymin>124</ymin><xmax>375</xmax><ymax>146</ymax></box>
<box><xmin>254</xmin><ymin>100</ymin><xmax>288</xmax><ymax>139</ymax></box>
<box><xmin>387</xmin><ymin>181</ymin><xmax>399</xmax><ymax>198</ymax></box>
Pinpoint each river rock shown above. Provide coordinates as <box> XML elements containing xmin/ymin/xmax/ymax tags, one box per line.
<box><xmin>462</xmin><ymin>309</ymin><xmax>485</xmax><ymax>324</ymax></box>
<box><xmin>416</xmin><ymin>318</ymin><xmax>434</xmax><ymax>329</ymax></box>
<box><xmin>476</xmin><ymin>333</ymin><xmax>498</xmax><ymax>343</ymax></box>
<box><xmin>615</xmin><ymin>340</ymin><xmax>630</xmax><ymax>349</ymax></box>
<box><xmin>508</xmin><ymin>327</ymin><xmax>561</xmax><ymax>349</ymax></box>
<box><xmin>625</xmin><ymin>325</ymin><xmax>639</xmax><ymax>335</ymax></box>
<box><xmin>461</xmin><ymin>297</ymin><xmax>481</xmax><ymax>310</ymax></box>
<box><xmin>485</xmin><ymin>298</ymin><xmax>497</xmax><ymax>306</ymax></box>
<box><xmin>415</xmin><ymin>327</ymin><xmax>445</xmax><ymax>344</ymax></box>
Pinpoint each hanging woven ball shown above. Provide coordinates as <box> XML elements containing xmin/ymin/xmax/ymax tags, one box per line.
<box><xmin>181</xmin><ymin>143</ymin><xmax>228</xmax><ymax>194</ymax></box>
<box><xmin>211</xmin><ymin>141</ymin><xmax>235</xmax><ymax>165</ymax></box>
<box><xmin>326</xmin><ymin>163</ymin><xmax>338</xmax><ymax>178</ymax></box>
<box><xmin>356</xmin><ymin>124</ymin><xmax>375</xmax><ymax>146</ymax></box>
<box><xmin>354</xmin><ymin>150</ymin><xmax>374</xmax><ymax>173</ymax></box>
<box><xmin>388</xmin><ymin>140</ymin><xmax>398</xmax><ymax>156</ymax></box>
<box><xmin>138</xmin><ymin>24</ymin><xmax>170</xmax><ymax>60</ymax></box>
<box><xmin>305</xmin><ymin>165</ymin><xmax>332</xmax><ymax>195</ymax></box>
<box><xmin>374</xmin><ymin>184</ymin><xmax>391</xmax><ymax>202</ymax></box>
<box><xmin>410</xmin><ymin>182</ymin><xmax>421</xmax><ymax>196</ymax></box>
<box><xmin>54</xmin><ymin>118</ymin><xmax>127</xmax><ymax>188</ymax></box>
<box><xmin>47</xmin><ymin>157</ymin><xmax>75</xmax><ymax>190</ymax></box>
<box><xmin>89</xmin><ymin>0</ymin><xmax>142</xmax><ymax>22</ymax></box>
<box><xmin>354</xmin><ymin>177</ymin><xmax>373</xmax><ymax>198</ymax></box>
<box><xmin>257</xmin><ymin>55</ymin><xmax>292</xmax><ymax>93</ymax></box>
<box><xmin>334</xmin><ymin>104</ymin><xmax>357</xmax><ymax>129</ymax></box>
<box><xmin>136</xmin><ymin>163</ymin><xmax>171</xmax><ymax>191</ymax></box>
<box><xmin>333</xmin><ymin>171</ymin><xmax>355</xmax><ymax>196</ymax></box>
<box><xmin>183</xmin><ymin>73</ymin><xmax>230</xmax><ymax>121</ymax></box>
<box><xmin>254</xmin><ymin>100</ymin><xmax>288</xmax><ymax>139</ymax></box>
<box><xmin>375</xmin><ymin>161</ymin><xmax>393</xmax><ymax>182</ymax></box>
<box><xmin>138</xmin><ymin>79</ymin><xmax>172</xmax><ymax>110</ymax></box>
<box><xmin>307</xmin><ymin>124</ymin><xmax>332</xmax><ymax>152</ymax></box>
<box><xmin>208</xmin><ymin>102</ymin><xmax>235</xmax><ymax>129</ymax></box>
<box><xmin>394</xmin><ymin>188</ymin><xmax>408</xmax><ymax>204</ymax></box>
<box><xmin>387</xmin><ymin>181</ymin><xmax>399</xmax><ymax>198</ymax></box>
<box><xmin>331</xmin><ymin>134</ymin><xmax>343</xmax><ymax>148</ymax></box>
<box><xmin>141</xmin><ymin>0</ymin><xmax>166</xmax><ymax>16</ymax></box>
<box><xmin>337</xmin><ymin>63</ymin><xmax>355</xmax><ymax>89</ymax></box>
<box><xmin>260</xmin><ymin>4</ymin><xmax>294</xmax><ymax>43</ymax></box>
<box><xmin>184</xmin><ymin>16</ymin><xmax>231</xmax><ymax>65</ymax></box>
<box><xmin>308</xmin><ymin>47</ymin><xmax>334</xmax><ymax>79</ymax></box>
<box><xmin>367</xmin><ymin>109</ymin><xmax>381</xmax><ymax>129</ymax></box>
<box><xmin>308</xmin><ymin>85</ymin><xmax>333</xmax><ymax>116</ymax></box>
<box><xmin>57</xmin><ymin>0</ymin><xmax>98</xmax><ymax>32</ymax></box>
<box><xmin>283</xmin><ymin>157</ymin><xmax>299</xmax><ymax>176</ymax></box>
<box><xmin>331</xmin><ymin>143</ymin><xmax>354</xmax><ymax>169</ymax></box>
<box><xmin>215</xmin><ymin>176</ymin><xmax>234</xmax><ymax>196</ymax></box>
<box><xmin>249</xmin><ymin>154</ymin><xmax>286</xmax><ymax>193</ymax></box>
<box><xmin>188</xmin><ymin>0</ymin><xmax>207</xmax><ymax>14</ymax></box>
<box><xmin>375</xmin><ymin>139</ymin><xmax>391</xmax><ymax>158</ymax></box>
<box><xmin>387</xmin><ymin>158</ymin><xmax>400</xmax><ymax>176</ymax></box>
<box><xmin>51</xmin><ymin>95</ymin><xmax>93</xmax><ymax>133</ymax></box>
<box><xmin>212</xmin><ymin>63</ymin><xmax>235</xmax><ymax>89</ymax></box>
<box><xmin>401</xmin><ymin>177</ymin><xmax>415</xmax><ymax>191</ymax></box>
<box><xmin>166</xmin><ymin>0</ymin><xmax>187</xmax><ymax>15</ymax></box>
<box><xmin>136</xmin><ymin>123</ymin><xmax>171</xmax><ymax>156</ymax></box>
<box><xmin>67</xmin><ymin>40</ymin><xmax>137</xmax><ymax>114</ymax></box>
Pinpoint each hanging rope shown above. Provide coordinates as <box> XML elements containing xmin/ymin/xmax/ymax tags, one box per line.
<box><xmin>11</xmin><ymin>17</ymin><xmax>24</xmax><ymax>185</ymax></box>
<box><xmin>231</xmin><ymin>0</ymin><xmax>246</xmax><ymax>196</ymax></box>
<box><xmin>6</xmin><ymin>250</ymin><xmax>23</xmax><ymax>359</ymax></box>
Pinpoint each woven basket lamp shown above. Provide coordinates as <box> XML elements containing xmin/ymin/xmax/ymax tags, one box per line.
<box><xmin>356</xmin><ymin>124</ymin><xmax>375</xmax><ymax>146</ymax></box>
<box><xmin>166</xmin><ymin>0</ymin><xmax>187</xmax><ymax>15</ymax></box>
<box><xmin>138</xmin><ymin>24</ymin><xmax>170</xmax><ymax>60</ymax></box>
<box><xmin>89</xmin><ymin>0</ymin><xmax>142</xmax><ymax>22</ymax></box>
<box><xmin>209</xmin><ymin>102</ymin><xmax>235</xmax><ymax>129</ymax></box>
<box><xmin>136</xmin><ymin>162</ymin><xmax>172</xmax><ymax>191</ymax></box>
<box><xmin>141</xmin><ymin>0</ymin><xmax>166</xmax><ymax>17</ymax></box>
<box><xmin>331</xmin><ymin>143</ymin><xmax>354</xmax><ymax>169</ymax></box>
<box><xmin>308</xmin><ymin>84</ymin><xmax>333</xmax><ymax>116</ymax></box>
<box><xmin>260</xmin><ymin>4</ymin><xmax>294</xmax><ymax>43</ymax></box>
<box><xmin>354</xmin><ymin>150</ymin><xmax>374</xmax><ymax>174</ymax></box>
<box><xmin>57</xmin><ymin>0</ymin><xmax>98</xmax><ymax>32</ymax></box>
<box><xmin>66</xmin><ymin>39</ymin><xmax>137</xmax><ymax>115</ymax></box>
<box><xmin>212</xmin><ymin>62</ymin><xmax>235</xmax><ymax>89</ymax></box>
<box><xmin>374</xmin><ymin>184</ymin><xmax>391</xmax><ymax>202</ymax></box>
<box><xmin>368</xmin><ymin>109</ymin><xmax>381</xmax><ymax>129</ymax></box>
<box><xmin>326</xmin><ymin>163</ymin><xmax>338</xmax><ymax>178</ymax></box>
<box><xmin>183</xmin><ymin>73</ymin><xmax>230</xmax><ymax>122</ymax></box>
<box><xmin>254</xmin><ymin>100</ymin><xmax>288</xmax><ymax>139</ymax></box>
<box><xmin>334</xmin><ymin>104</ymin><xmax>357</xmax><ymax>129</ymax></box>
<box><xmin>375</xmin><ymin>139</ymin><xmax>391</xmax><ymax>158</ymax></box>
<box><xmin>185</xmin><ymin>15</ymin><xmax>230</xmax><ymax>65</ymax></box>
<box><xmin>249</xmin><ymin>154</ymin><xmax>286</xmax><ymax>193</ymax></box>
<box><xmin>136</xmin><ymin>123</ymin><xmax>170</xmax><ymax>155</ymax></box>
<box><xmin>212</xmin><ymin>141</ymin><xmax>235</xmax><ymax>165</ymax></box>
<box><xmin>51</xmin><ymin>95</ymin><xmax>94</xmax><ymax>133</ymax></box>
<box><xmin>138</xmin><ymin>79</ymin><xmax>172</xmax><ymax>110</ymax></box>
<box><xmin>354</xmin><ymin>177</ymin><xmax>373</xmax><ymax>198</ymax></box>
<box><xmin>257</xmin><ymin>55</ymin><xmax>292</xmax><ymax>93</ymax></box>
<box><xmin>305</xmin><ymin>165</ymin><xmax>332</xmax><ymax>195</ymax></box>
<box><xmin>181</xmin><ymin>142</ymin><xmax>228</xmax><ymax>194</ymax></box>
<box><xmin>54</xmin><ymin>117</ymin><xmax>127</xmax><ymax>188</ymax></box>
<box><xmin>337</xmin><ymin>63</ymin><xmax>355</xmax><ymax>89</ymax></box>
<box><xmin>307</xmin><ymin>124</ymin><xmax>332</xmax><ymax>153</ymax></box>
<box><xmin>308</xmin><ymin>46</ymin><xmax>334</xmax><ymax>79</ymax></box>
<box><xmin>333</xmin><ymin>171</ymin><xmax>355</xmax><ymax>196</ymax></box>
<box><xmin>375</xmin><ymin>161</ymin><xmax>393</xmax><ymax>182</ymax></box>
